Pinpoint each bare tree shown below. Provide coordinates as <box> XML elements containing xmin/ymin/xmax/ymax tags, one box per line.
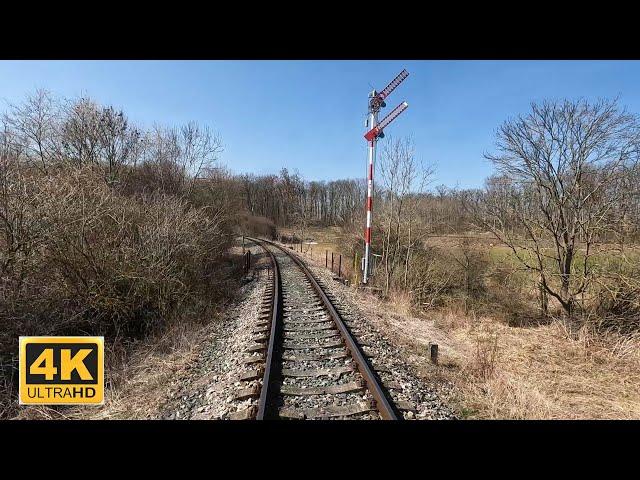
<box><xmin>378</xmin><ymin>136</ymin><xmax>433</xmax><ymax>294</ymax></box>
<box><xmin>3</xmin><ymin>89</ymin><xmax>61</xmax><ymax>173</ymax></box>
<box><xmin>97</xmin><ymin>106</ymin><xmax>141</xmax><ymax>185</ymax></box>
<box><xmin>482</xmin><ymin>98</ymin><xmax>640</xmax><ymax>316</ymax></box>
<box><xmin>178</xmin><ymin>122</ymin><xmax>223</xmax><ymax>195</ymax></box>
<box><xmin>61</xmin><ymin>97</ymin><xmax>102</xmax><ymax>167</ymax></box>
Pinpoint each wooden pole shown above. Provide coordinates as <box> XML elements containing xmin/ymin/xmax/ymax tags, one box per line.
<box><xmin>354</xmin><ymin>250</ymin><xmax>360</xmax><ymax>285</ymax></box>
<box><xmin>325</xmin><ymin>250</ymin><xmax>328</xmax><ymax>268</ymax></box>
<box><xmin>429</xmin><ymin>343</ymin><xmax>439</xmax><ymax>365</ymax></box>
<box><xmin>331</xmin><ymin>252</ymin><xmax>334</xmax><ymax>273</ymax></box>
<box><xmin>338</xmin><ymin>254</ymin><xmax>342</xmax><ymax>277</ymax></box>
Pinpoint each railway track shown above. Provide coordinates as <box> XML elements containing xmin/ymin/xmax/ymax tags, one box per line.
<box><xmin>241</xmin><ymin>237</ymin><xmax>402</xmax><ymax>420</ymax></box>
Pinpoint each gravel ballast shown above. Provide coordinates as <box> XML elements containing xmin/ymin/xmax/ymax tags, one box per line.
<box><xmin>161</xmin><ymin>241</ymin><xmax>456</xmax><ymax>420</ymax></box>
<box><xmin>159</xmin><ymin>243</ymin><xmax>271</xmax><ymax>420</ymax></box>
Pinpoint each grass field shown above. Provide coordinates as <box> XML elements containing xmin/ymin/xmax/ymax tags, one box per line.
<box><xmin>278</xmin><ymin>225</ymin><xmax>347</xmax><ymax>256</ymax></box>
<box><xmin>278</xmin><ymin>226</ymin><xmax>359</xmax><ymax>280</ymax></box>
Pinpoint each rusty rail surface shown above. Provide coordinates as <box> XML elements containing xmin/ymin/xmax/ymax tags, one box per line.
<box><xmin>246</xmin><ymin>237</ymin><xmax>282</xmax><ymax>420</ymax></box>
<box><xmin>246</xmin><ymin>236</ymin><xmax>400</xmax><ymax>420</ymax></box>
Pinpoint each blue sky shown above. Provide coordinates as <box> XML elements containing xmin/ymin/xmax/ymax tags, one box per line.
<box><xmin>1</xmin><ymin>60</ymin><xmax>639</xmax><ymax>188</ymax></box>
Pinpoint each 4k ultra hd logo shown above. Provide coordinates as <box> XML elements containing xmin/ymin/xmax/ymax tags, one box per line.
<box><xmin>19</xmin><ymin>337</ymin><xmax>104</xmax><ymax>405</ymax></box>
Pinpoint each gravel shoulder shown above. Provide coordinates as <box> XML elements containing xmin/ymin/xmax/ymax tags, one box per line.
<box><xmin>159</xmin><ymin>243</ymin><xmax>270</xmax><ymax>419</ymax></box>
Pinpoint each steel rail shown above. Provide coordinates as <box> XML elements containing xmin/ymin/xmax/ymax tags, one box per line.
<box><xmin>245</xmin><ymin>237</ymin><xmax>282</xmax><ymax>420</ymax></box>
<box><xmin>260</xmin><ymin>238</ymin><xmax>401</xmax><ymax>420</ymax></box>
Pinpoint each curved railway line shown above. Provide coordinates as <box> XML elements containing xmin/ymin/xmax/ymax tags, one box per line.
<box><xmin>241</xmin><ymin>237</ymin><xmax>402</xmax><ymax>420</ymax></box>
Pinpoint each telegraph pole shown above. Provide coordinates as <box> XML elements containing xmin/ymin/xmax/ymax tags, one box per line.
<box><xmin>362</xmin><ymin>69</ymin><xmax>410</xmax><ymax>284</ymax></box>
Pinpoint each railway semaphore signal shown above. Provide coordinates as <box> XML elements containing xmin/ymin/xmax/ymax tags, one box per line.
<box><xmin>362</xmin><ymin>69</ymin><xmax>410</xmax><ymax>284</ymax></box>
<box><xmin>364</xmin><ymin>101</ymin><xmax>409</xmax><ymax>141</ymax></box>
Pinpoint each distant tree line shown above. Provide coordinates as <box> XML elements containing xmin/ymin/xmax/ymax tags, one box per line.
<box><xmin>238</xmin><ymin>169</ymin><xmax>365</xmax><ymax>228</ymax></box>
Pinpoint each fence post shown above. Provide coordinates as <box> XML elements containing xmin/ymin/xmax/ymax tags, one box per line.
<box><xmin>331</xmin><ymin>252</ymin><xmax>334</xmax><ymax>273</ymax></box>
<box><xmin>338</xmin><ymin>254</ymin><xmax>342</xmax><ymax>278</ymax></box>
<box><xmin>244</xmin><ymin>250</ymin><xmax>251</xmax><ymax>273</ymax></box>
<box><xmin>429</xmin><ymin>343</ymin><xmax>439</xmax><ymax>365</ymax></box>
<box><xmin>325</xmin><ymin>250</ymin><xmax>328</xmax><ymax>268</ymax></box>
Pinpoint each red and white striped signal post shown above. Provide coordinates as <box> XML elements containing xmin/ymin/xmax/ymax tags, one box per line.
<box><xmin>362</xmin><ymin>69</ymin><xmax>410</xmax><ymax>284</ymax></box>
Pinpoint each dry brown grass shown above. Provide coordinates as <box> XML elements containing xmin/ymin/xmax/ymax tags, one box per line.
<box><xmin>76</xmin><ymin>322</ymin><xmax>205</xmax><ymax>420</ymax></box>
<box><xmin>13</xmin><ymin>313</ymin><xmax>213</xmax><ymax>420</ymax></box>
<box><xmin>353</xmin><ymin>289</ymin><xmax>640</xmax><ymax>419</ymax></box>
<box><xmin>434</xmin><ymin>312</ymin><xmax>640</xmax><ymax>419</ymax></box>
<box><xmin>385</xmin><ymin>288</ymin><xmax>415</xmax><ymax>318</ymax></box>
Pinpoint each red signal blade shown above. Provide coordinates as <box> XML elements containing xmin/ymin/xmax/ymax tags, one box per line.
<box><xmin>364</xmin><ymin>101</ymin><xmax>409</xmax><ymax>141</ymax></box>
<box><xmin>378</xmin><ymin>69</ymin><xmax>409</xmax><ymax>101</ymax></box>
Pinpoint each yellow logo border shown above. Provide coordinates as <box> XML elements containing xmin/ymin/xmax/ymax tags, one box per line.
<box><xmin>19</xmin><ymin>336</ymin><xmax>104</xmax><ymax>406</ymax></box>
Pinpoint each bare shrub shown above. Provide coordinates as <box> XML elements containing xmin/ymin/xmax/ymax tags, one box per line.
<box><xmin>3</xmin><ymin>89</ymin><xmax>62</xmax><ymax>173</ymax></box>
<box><xmin>408</xmin><ymin>245</ymin><xmax>456</xmax><ymax>309</ymax></box>
<box><xmin>0</xmin><ymin>163</ymin><xmax>232</xmax><ymax>416</ymax></box>
<box><xmin>279</xmin><ymin>233</ymin><xmax>301</xmax><ymax>244</ymax></box>
<box><xmin>123</xmin><ymin>125</ymin><xmax>222</xmax><ymax>197</ymax></box>
<box><xmin>469</xmin><ymin>322</ymin><xmax>500</xmax><ymax>381</ymax></box>
<box><xmin>377</xmin><ymin>136</ymin><xmax>434</xmax><ymax>294</ymax></box>
<box><xmin>0</xmin><ymin>90</ymin><xmax>234</xmax><ymax>418</ymax></box>
<box><xmin>237</xmin><ymin>214</ymin><xmax>277</xmax><ymax>239</ymax></box>
<box><xmin>408</xmin><ymin>243</ymin><xmax>489</xmax><ymax>313</ymax></box>
<box><xmin>593</xmin><ymin>261</ymin><xmax>640</xmax><ymax>334</ymax></box>
<box><xmin>60</xmin><ymin>97</ymin><xmax>103</xmax><ymax>167</ymax></box>
<box><xmin>485</xmin><ymin>259</ymin><xmax>540</xmax><ymax>326</ymax></box>
<box><xmin>451</xmin><ymin>240</ymin><xmax>489</xmax><ymax>313</ymax></box>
